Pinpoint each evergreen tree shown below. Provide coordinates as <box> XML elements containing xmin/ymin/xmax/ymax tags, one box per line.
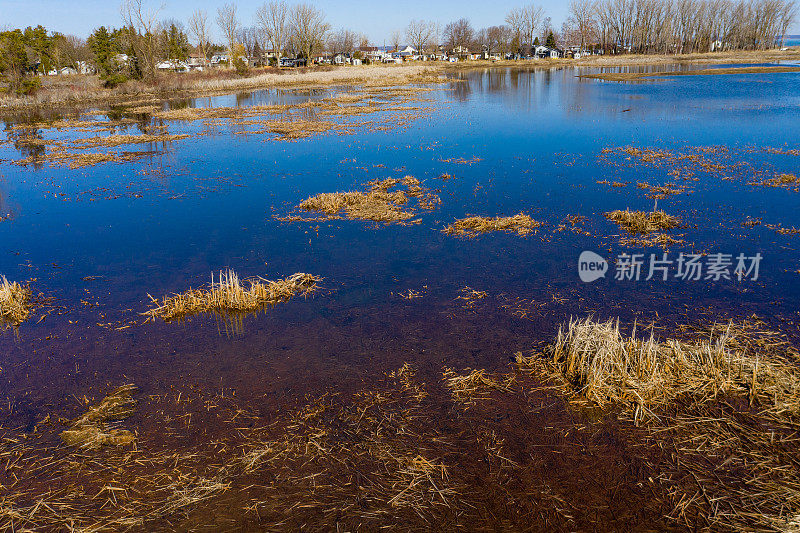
<box><xmin>88</xmin><ymin>26</ymin><xmax>117</xmax><ymax>77</ymax></box>
<box><xmin>23</xmin><ymin>25</ymin><xmax>54</xmax><ymax>73</ymax></box>
<box><xmin>0</xmin><ymin>29</ymin><xmax>32</xmax><ymax>92</ymax></box>
<box><xmin>545</xmin><ymin>31</ymin><xmax>556</xmax><ymax>48</ymax></box>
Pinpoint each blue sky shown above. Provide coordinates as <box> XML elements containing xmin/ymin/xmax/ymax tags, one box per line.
<box><xmin>2</xmin><ymin>0</ymin><xmax>798</xmax><ymax>43</ymax></box>
<box><xmin>3</xmin><ymin>0</ymin><xmax>570</xmax><ymax>43</ymax></box>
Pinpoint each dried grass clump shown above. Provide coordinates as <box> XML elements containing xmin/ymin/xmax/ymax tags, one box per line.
<box><xmin>443</xmin><ymin>368</ymin><xmax>512</xmax><ymax>405</ymax></box>
<box><xmin>296</xmin><ymin>176</ymin><xmax>439</xmax><ymax>224</ymax></box>
<box><xmin>72</xmin><ymin>133</ymin><xmax>190</xmax><ymax>148</ymax></box>
<box><xmin>13</xmin><ymin>144</ymin><xmax>157</xmax><ymax>169</ymax></box>
<box><xmin>259</xmin><ymin>119</ymin><xmax>338</xmax><ymax>140</ymax></box>
<box><xmin>760</xmin><ymin>173</ymin><xmax>800</xmax><ymax>188</ymax></box>
<box><xmin>550</xmin><ymin>317</ymin><xmax>800</xmax><ymax>423</ymax></box>
<box><xmin>443</xmin><ymin>213</ymin><xmax>541</xmax><ymax>238</ymax></box>
<box><xmin>60</xmin><ymin>384</ymin><xmax>137</xmax><ymax>448</ymax></box>
<box><xmin>542</xmin><ymin>316</ymin><xmax>800</xmax><ymax>531</ymax></box>
<box><xmin>604</xmin><ymin>208</ymin><xmax>680</xmax><ymax>234</ymax></box>
<box><xmin>145</xmin><ymin>270</ymin><xmax>320</xmax><ymax>322</ymax></box>
<box><xmin>0</xmin><ymin>276</ymin><xmax>32</xmax><ymax>328</ymax></box>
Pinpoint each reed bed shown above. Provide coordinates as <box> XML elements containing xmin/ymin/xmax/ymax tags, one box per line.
<box><xmin>443</xmin><ymin>213</ymin><xmax>541</xmax><ymax>237</ymax></box>
<box><xmin>145</xmin><ymin>270</ymin><xmax>320</xmax><ymax>322</ymax></box>
<box><xmin>296</xmin><ymin>176</ymin><xmax>439</xmax><ymax>224</ymax></box>
<box><xmin>60</xmin><ymin>384</ymin><xmax>137</xmax><ymax>448</ymax></box>
<box><xmin>0</xmin><ymin>276</ymin><xmax>32</xmax><ymax>328</ymax></box>
<box><xmin>72</xmin><ymin>133</ymin><xmax>191</xmax><ymax>148</ymax></box>
<box><xmin>604</xmin><ymin>208</ymin><xmax>681</xmax><ymax>234</ymax></box>
<box><xmin>581</xmin><ymin>65</ymin><xmax>800</xmax><ymax>82</ymax></box>
<box><xmin>760</xmin><ymin>172</ymin><xmax>800</xmax><ymax>188</ymax></box>
<box><xmin>534</xmin><ymin>316</ymin><xmax>800</xmax><ymax>531</ymax></box>
<box><xmin>13</xmin><ymin>144</ymin><xmax>158</xmax><ymax>169</ymax></box>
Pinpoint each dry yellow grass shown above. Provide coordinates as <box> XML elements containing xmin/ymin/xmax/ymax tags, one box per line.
<box><xmin>760</xmin><ymin>173</ymin><xmax>800</xmax><ymax>188</ymax></box>
<box><xmin>529</xmin><ymin>316</ymin><xmax>800</xmax><ymax>530</ymax></box>
<box><xmin>550</xmin><ymin>317</ymin><xmax>795</xmax><ymax>419</ymax></box>
<box><xmin>145</xmin><ymin>270</ymin><xmax>321</xmax><ymax>322</ymax></box>
<box><xmin>580</xmin><ymin>65</ymin><xmax>800</xmax><ymax>82</ymax></box>
<box><xmin>443</xmin><ymin>214</ymin><xmax>542</xmax><ymax>237</ymax></box>
<box><xmin>60</xmin><ymin>384</ymin><xmax>137</xmax><ymax>448</ymax></box>
<box><xmin>72</xmin><ymin>133</ymin><xmax>191</xmax><ymax>148</ymax></box>
<box><xmin>0</xmin><ymin>276</ymin><xmax>32</xmax><ymax>328</ymax></box>
<box><xmin>296</xmin><ymin>176</ymin><xmax>439</xmax><ymax>224</ymax></box>
<box><xmin>604</xmin><ymin>208</ymin><xmax>681</xmax><ymax>234</ymax></box>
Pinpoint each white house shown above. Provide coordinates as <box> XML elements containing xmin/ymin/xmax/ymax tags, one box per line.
<box><xmin>157</xmin><ymin>60</ymin><xmax>189</xmax><ymax>72</ymax></box>
<box><xmin>535</xmin><ymin>46</ymin><xmax>563</xmax><ymax>59</ymax></box>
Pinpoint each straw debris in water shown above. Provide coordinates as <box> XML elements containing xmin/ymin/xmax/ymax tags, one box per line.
<box><xmin>443</xmin><ymin>213</ymin><xmax>541</xmax><ymax>237</ymax></box>
<box><xmin>443</xmin><ymin>368</ymin><xmax>513</xmax><ymax>405</ymax></box>
<box><xmin>145</xmin><ymin>270</ymin><xmax>321</xmax><ymax>322</ymax></box>
<box><xmin>0</xmin><ymin>276</ymin><xmax>32</xmax><ymax>328</ymax></box>
<box><xmin>60</xmin><ymin>384</ymin><xmax>137</xmax><ymax>448</ymax></box>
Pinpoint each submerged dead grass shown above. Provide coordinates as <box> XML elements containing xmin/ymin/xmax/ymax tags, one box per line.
<box><xmin>295</xmin><ymin>176</ymin><xmax>440</xmax><ymax>224</ymax></box>
<box><xmin>0</xmin><ymin>276</ymin><xmax>32</xmax><ymax>328</ymax></box>
<box><xmin>443</xmin><ymin>213</ymin><xmax>542</xmax><ymax>237</ymax></box>
<box><xmin>145</xmin><ymin>270</ymin><xmax>320</xmax><ymax>322</ymax></box>
<box><xmin>60</xmin><ymin>384</ymin><xmax>137</xmax><ymax>448</ymax></box>
<box><xmin>443</xmin><ymin>368</ymin><xmax>512</xmax><ymax>405</ymax></box>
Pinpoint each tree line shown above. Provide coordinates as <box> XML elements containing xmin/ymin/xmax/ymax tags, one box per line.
<box><xmin>1</xmin><ymin>0</ymin><xmax>797</xmax><ymax>94</ymax></box>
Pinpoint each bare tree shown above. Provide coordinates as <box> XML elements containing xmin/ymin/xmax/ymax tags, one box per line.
<box><xmin>505</xmin><ymin>8</ymin><xmax>525</xmax><ymax>53</ymax></box>
<box><xmin>188</xmin><ymin>10</ymin><xmax>211</xmax><ymax>62</ymax></box>
<box><xmin>406</xmin><ymin>19</ymin><xmax>437</xmax><ymax>56</ymax></box>
<box><xmin>522</xmin><ymin>4</ymin><xmax>545</xmax><ymax>52</ymax></box>
<box><xmin>256</xmin><ymin>1</ymin><xmax>288</xmax><ymax>64</ymax></box>
<box><xmin>391</xmin><ymin>30</ymin><xmax>403</xmax><ymax>52</ymax></box>
<box><xmin>329</xmin><ymin>28</ymin><xmax>357</xmax><ymax>58</ymax></box>
<box><xmin>443</xmin><ymin>18</ymin><xmax>475</xmax><ymax>58</ymax></box>
<box><xmin>289</xmin><ymin>3</ymin><xmax>330</xmax><ymax>64</ymax></box>
<box><xmin>569</xmin><ymin>0</ymin><xmax>597</xmax><ymax>49</ymax></box>
<box><xmin>120</xmin><ymin>0</ymin><xmax>163</xmax><ymax>78</ymax></box>
<box><xmin>217</xmin><ymin>2</ymin><xmax>240</xmax><ymax>64</ymax></box>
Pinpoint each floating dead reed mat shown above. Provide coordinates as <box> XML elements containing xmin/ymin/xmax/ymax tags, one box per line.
<box><xmin>758</xmin><ymin>172</ymin><xmax>800</xmax><ymax>189</ymax></box>
<box><xmin>145</xmin><ymin>270</ymin><xmax>321</xmax><ymax>323</ymax></box>
<box><xmin>71</xmin><ymin>133</ymin><xmax>191</xmax><ymax>148</ymax></box>
<box><xmin>0</xmin><ymin>276</ymin><xmax>32</xmax><ymax>328</ymax></box>
<box><xmin>443</xmin><ymin>213</ymin><xmax>541</xmax><ymax>238</ymax></box>
<box><xmin>61</xmin><ymin>384</ymin><xmax>137</xmax><ymax>448</ymax></box>
<box><xmin>604</xmin><ymin>209</ymin><xmax>683</xmax><ymax>248</ymax></box>
<box><xmin>524</xmin><ymin>316</ymin><xmax>800</xmax><ymax>531</ymax></box>
<box><xmin>604</xmin><ymin>209</ymin><xmax>680</xmax><ymax>234</ymax></box>
<box><xmin>292</xmin><ymin>176</ymin><xmax>440</xmax><ymax>225</ymax></box>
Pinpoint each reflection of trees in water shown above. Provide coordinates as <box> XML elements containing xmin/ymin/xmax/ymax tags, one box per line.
<box><xmin>454</xmin><ymin>66</ymin><xmax>676</xmax><ymax>119</ymax></box>
<box><xmin>4</xmin><ymin>122</ymin><xmax>47</xmax><ymax>169</ymax></box>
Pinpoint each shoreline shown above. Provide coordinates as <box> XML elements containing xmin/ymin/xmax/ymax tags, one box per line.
<box><xmin>1</xmin><ymin>48</ymin><xmax>798</xmax><ymax>114</ymax></box>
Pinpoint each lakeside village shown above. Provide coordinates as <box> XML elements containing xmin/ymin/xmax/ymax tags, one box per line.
<box><xmin>44</xmin><ymin>42</ymin><xmax>585</xmax><ymax>77</ymax></box>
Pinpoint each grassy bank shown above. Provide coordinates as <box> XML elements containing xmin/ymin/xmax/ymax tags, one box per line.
<box><xmin>1</xmin><ymin>48</ymin><xmax>798</xmax><ymax>112</ymax></box>
<box><xmin>0</xmin><ymin>64</ymin><xmax>441</xmax><ymax>112</ymax></box>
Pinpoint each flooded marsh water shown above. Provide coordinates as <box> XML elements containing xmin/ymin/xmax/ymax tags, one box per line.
<box><xmin>1</xmin><ymin>63</ymin><xmax>800</xmax><ymax>530</ymax></box>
